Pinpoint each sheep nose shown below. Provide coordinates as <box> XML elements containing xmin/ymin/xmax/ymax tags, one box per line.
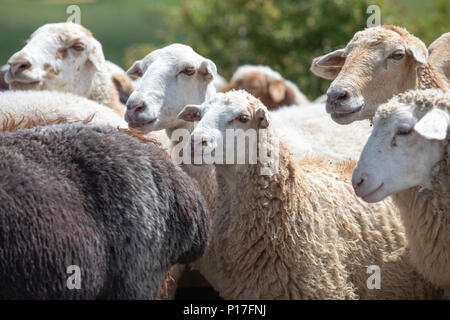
<box><xmin>327</xmin><ymin>89</ymin><xmax>350</xmax><ymax>104</ymax></box>
<box><xmin>126</xmin><ymin>101</ymin><xmax>147</xmax><ymax>120</ymax></box>
<box><xmin>352</xmin><ymin>176</ymin><xmax>365</xmax><ymax>191</ymax></box>
<box><xmin>9</xmin><ymin>60</ymin><xmax>31</xmax><ymax>77</ymax></box>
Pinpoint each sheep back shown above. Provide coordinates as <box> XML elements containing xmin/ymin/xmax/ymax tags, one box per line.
<box><xmin>0</xmin><ymin>124</ymin><xmax>209</xmax><ymax>299</ymax></box>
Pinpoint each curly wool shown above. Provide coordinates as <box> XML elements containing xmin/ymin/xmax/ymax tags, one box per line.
<box><xmin>196</xmin><ymin>92</ymin><xmax>441</xmax><ymax>299</ymax></box>
<box><xmin>0</xmin><ymin>124</ymin><xmax>210</xmax><ymax>299</ymax></box>
<box><xmin>89</xmin><ymin>67</ymin><xmax>126</xmax><ymax>116</ymax></box>
<box><xmin>417</xmin><ymin>63</ymin><xmax>449</xmax><ymax>91</ymax></box>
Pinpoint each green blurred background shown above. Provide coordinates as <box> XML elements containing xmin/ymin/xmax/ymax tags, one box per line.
<box><xmin>0</xmin><ymin>0</ymin><xmax>448</xmax><ymax>98</ymax></box>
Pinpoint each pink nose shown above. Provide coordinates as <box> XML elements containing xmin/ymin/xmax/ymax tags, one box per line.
<box><xmin>126</xmin><ymin>102</ymin><xmax>146</xmax><ymax>120</ymax></box>
<box><xmin>9</xmin><ymin>61</ymin><xmax>31</xmax><ymax>77</ymax></box>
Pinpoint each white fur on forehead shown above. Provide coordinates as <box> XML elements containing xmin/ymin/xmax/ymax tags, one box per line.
<box><xmin>143</xmin><ymin>43</ymin><xmax>202</xmax><ymax>64</ymax></box>
<box><xmin>30</xmin><ymin>22</ymin><xmax>92</xmax><ymax>39</ymax></box>
<box><xmin>207</xmin><ymin>89</ymin><xmax>264</xmax><ymax>111</ymax></box>
<box><xmin>375</xmin><ymin>89</ymin><xmax>450</xmax><ymax>120</ymax></box>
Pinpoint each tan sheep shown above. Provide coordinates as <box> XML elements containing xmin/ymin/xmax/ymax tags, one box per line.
<box><xmin>353</xmin><ymin>89</ymin><xmax>450</xmax><ymax>296</ymax></box>
<box><xmin>311</xmin><ymin>25</ymin><xmax>448</xmax><ymax>124</ymax></box>
<box><xmin>220</xmin><ymin>65</ymin><xmax>309</xmax><ymax>110</ymax></box>
<box><xmin>429</xmin><ymin>32</ymin><xmax>450</xmax><ymax>86</ymax></box>
<box><xmin>178</xmin><ymin>90</ymin><xmax>442</xmax><ymax>299</ymax></box>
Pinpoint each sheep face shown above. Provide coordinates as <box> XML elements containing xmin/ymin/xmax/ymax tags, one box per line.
<box><xmin>311</xmin><ymin>25</ymin><xmax>428</xmax><ymax>124</ymax></box>
<box><xmin>352</xmin><ymin>99</ymin><xmax>448</xmax><ymax>203</ymax></box>
<box><xmin>125</xmin><ymin>44</ymin><xmax>217</xmax><ymax>132</ymax></box>
<box><xmin>5</xmin><ymin>23</ymin><xmax>104</xmax><ymax>95</ymax></box>
<box><xmin>178</xmin><ymin>90</ymin><xmax>270</xmax><ymax>165</ymax></box>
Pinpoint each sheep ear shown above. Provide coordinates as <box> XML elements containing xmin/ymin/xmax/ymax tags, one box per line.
<box><xmin>178</xmin><ymin>105</ymin><xmax>202</xmax><ymax>122</ymax></box>
<box><xmin>127</xmin><ymin>60</ymin><xmax>143</xmax><ymax>78</ymax></box>
<box><xmin>414</xmin><ymin>108</ymin><xmax>449</xmax><ymax>140</ymax></box>
<box><xmin>407</xmin><ymin>45</ymin><xmax>428</xmax><ymax>65</ymax></box>
<box><xmin>310</xmin><ymin>49</ymin><xmax>346</xmax><ymax>80</ymax></box>
<box><xmin>268</xmin><ymin>80</ymin><xmax>286</xmax><ymax>103</ymax></box>
<box><xmin>198</xmin><ymin>59</ymin><xmax>217</xmax><ymax>83</ymax></box>
<box><xmin>87</xmin><ymin>38</ymin><xmax>105</xmax><ymax>71</ymax></box>
<box><xmin>255</xmin><ymin>107</ymin><xmax>270</xmax><ymax>128</ymax></box>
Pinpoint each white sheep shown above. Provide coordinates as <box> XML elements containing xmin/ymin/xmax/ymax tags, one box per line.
<box><xmin>177</xmin><ymin>89</ymin><xmax>442</xmax><ymax>299</ymax></box>
<box><xmin>0</xmin><ymin>90</ymin><xmax>170</xmax><ymax>150</ymax></box>
<box><xmin>353</xmin><ymin>89</ymin><xmax>450</xmax><ymax>295</ymax></box>
<box><xmin>311</xmin><ymin>25</ymin><xmax>448</xmax><ymax>124</ymax></box>
<box><xmin>124</xmin><ymin>43</ymin><xmax>218</xmax><ymax>212</ymax></box>
<box><xmin>271</xmin><ymin>103</ymin><xmax>372</xmax><ymax>161</ymax></box>
<box><xmin>221</xmin><ymin>64</ymin><xmax>309</xmax><ymax>109</ymax></box>
<box><xmin>124</xmin><ymin>43</ymin><xmax>218</xmax><ymax>297</ymax></box>
<box><xmin>4</xmin><ymin>22</ymin><xmax>127</xmax><ymax>116</ymax></box>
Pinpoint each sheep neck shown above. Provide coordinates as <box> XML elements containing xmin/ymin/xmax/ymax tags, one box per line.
<box><xmin>166</xmin><ymin>84</ymin><xmax>217</xmax><ymax>215</ymax></box>
<box><xmin>392</xmin><ymin>186</ymin><xmax>450</xmax><ymax>288</ymax></box>
<box><xmin>89</xmin><ymin>66</ymin><xmax>125</xmax><ymax>116</ymax></box>
<box><xmin>214</xmin><ymin>125</ymin><xmax>304</xmax><ymax>232</ymax></box>
<box><xmin>165</xmin><ymin>84</ymin><xmax>216</xmax><ymax>140</ymax></box>
<box><xmin>417</xmin><ymin>62</ymin><xmax>448</xmax><ymax>91</ymax></box>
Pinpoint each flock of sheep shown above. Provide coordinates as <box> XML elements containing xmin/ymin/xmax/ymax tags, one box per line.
<box><xmin>0</xmin><ymin>21</ymin><xmax>449</xmax><ymax>300</ymax></box>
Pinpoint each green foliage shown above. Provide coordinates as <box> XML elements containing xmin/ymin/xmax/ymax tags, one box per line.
<box><xmin>172</xmin><ymin>0</ymin><xmax>449</xmax><ymax>99</ymax></box>
<box><xmin>0</xmin><ymin>0</ymin><xmax>448</xmax><ymax>98</ymax></box>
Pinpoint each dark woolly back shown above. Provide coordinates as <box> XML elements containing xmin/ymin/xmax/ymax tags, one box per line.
<box><xmin>0</xmin><ymin>124</ymin><xmax>209</xmax><ymax>299</ymax></box>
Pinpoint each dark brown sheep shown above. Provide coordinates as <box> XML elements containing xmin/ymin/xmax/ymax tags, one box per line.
<box><xmin>0</xmin><ymin>123</ymin><xmax>209</xmax><ymax>299</ymax></box>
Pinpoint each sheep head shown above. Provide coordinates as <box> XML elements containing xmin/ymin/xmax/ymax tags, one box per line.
<box><xmin>352</xmin><ymin>89</ymin><xmax>449</xmax><ymax>203</ymax></box>
<box><xmin>5</xmin><ymin>22</ymin><xmax>104</xmax><ymax>96</ymax></box>
<box><xmin>311</xmin><ymin>25</ymin><xmax>428</xmax><ymax>124</ymax></box>
<box><xmin>125</xmin><ymin>44</ymin><xmax>217</xmax><ymax>133</ymax></box>
<box><xmin>220</xmin><ymin>67</ymin><xmax>298</xmax><ymax>110</ymax></box>
<box><xmin>177</xmin><ymin>90</ymin><xmax>272</xmax><ymax>166</ymax></box>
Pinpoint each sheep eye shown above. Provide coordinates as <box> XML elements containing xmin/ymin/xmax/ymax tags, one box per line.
<box><xmin>181</xmin><ymin>67</ymin><xmax>195</xmax><ymax>76</ymax></box>
<box><xmin>396</xmin><ymin>127</ymin><xmax>412</xmax><ymax>136</ymax></box>
<box><xmin>237</xmin><ymin>115</ymin><xmax>249</xmax><ymax>123</ymax></box>
<box><xmin>390</xmin><ymin>51</ymin><xmax>405</xmax><ymax>60</ymax></box>
<box><xmin>71</xmin><ymin>44</ymin><xmax>85</xmax><ymax>51</ymax></box>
